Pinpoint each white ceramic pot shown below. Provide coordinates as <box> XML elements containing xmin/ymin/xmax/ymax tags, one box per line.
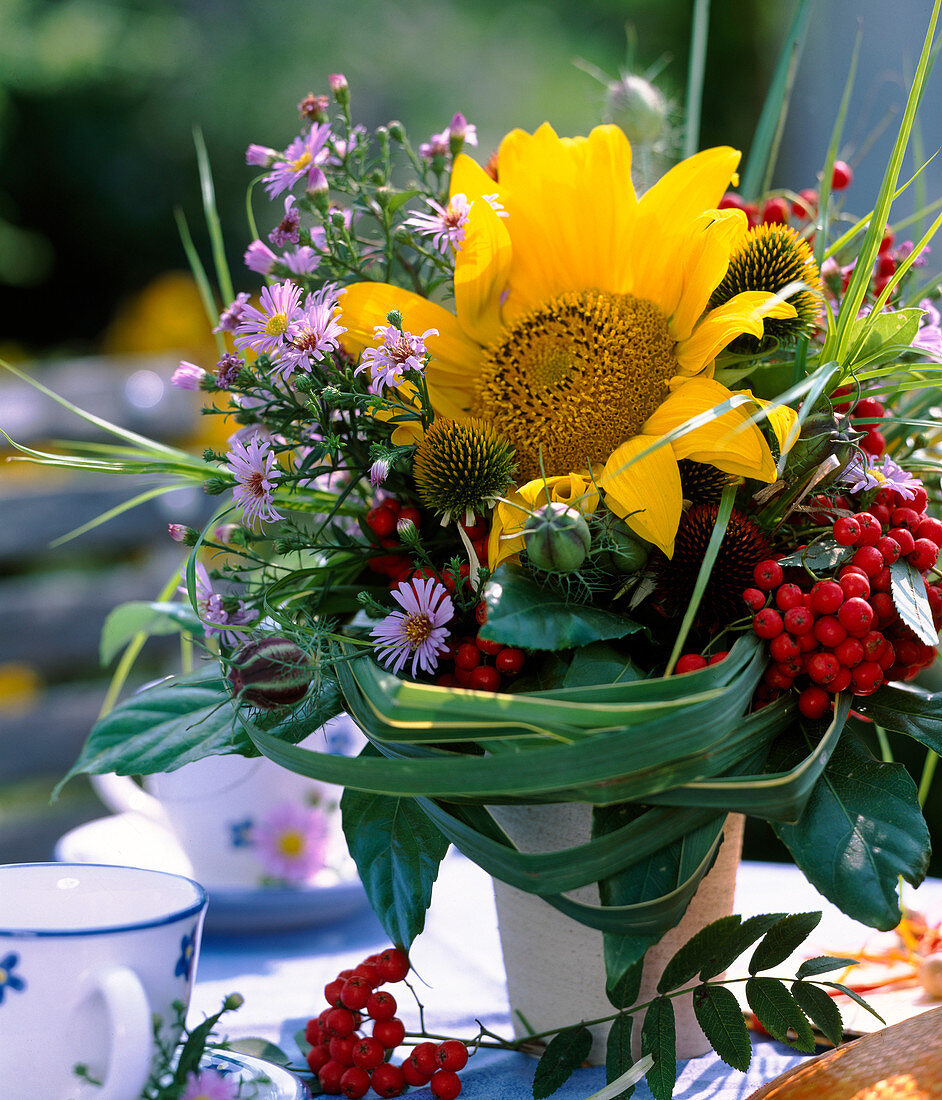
<box><xmin>490</xmin><ymin>805</ymin><xmax>743</xmax><ymax>1064</ymax></box>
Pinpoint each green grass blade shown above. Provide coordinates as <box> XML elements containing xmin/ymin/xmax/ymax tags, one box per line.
<box><xmin>683</xmin><ymin>0</ymin><xmax>711</xmax><ymax>159</ymax></box>
<box><xmin>193</xmin><ymin>126</ymin><xmax>234</xmax><ymax>307</ymax></box>
<box><xmin>174</xmin><ymin>206</ymin><xmax>225</xmax><ymax>357</ymax></box>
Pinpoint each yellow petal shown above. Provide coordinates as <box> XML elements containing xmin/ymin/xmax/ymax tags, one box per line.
<box><xmin>486</xmin><ymin>474</ymin><xmax>600</xmax><ymax>570</ymax></box>
<box><xmin>497</xmin><ymin>124</ymin><xmax>637</xmax><ymax>320</ymax></box>
<box><xmin>642</xmin><ymin>376</ymin><xmax>777</xmax><ymax>482</ymax></box>
<box><xmin>674</xmin><ymin>291</ymin><xmax>798</xmax><ymax>374</ymax></box>
<box><xmin>737</xmin><ymin>389</ymin><xmax>800</xmax><ymax>455</ymax></box>
<box><xmin>600</xmin><ymin>437</ymin><xmax>683</xmax><ymax>558</ymax></box>
<box><xmin>338</xmin><ymin>282</ymin><xmax>482</xmax><ymax>419</ymax></box>
<box><xmin>370</xmin><ymin>380</ymin><xmax>425</xmax><ymax>446</ymax></box>
<box><xmin>668</xmin><ymin>209</ymin><xmax>750</xmax><ymax>343</ymax></box>
<box><xmin>451</xmin><ymin>156</ymin><xmax>512</xmax><ymax>346</ymax></box>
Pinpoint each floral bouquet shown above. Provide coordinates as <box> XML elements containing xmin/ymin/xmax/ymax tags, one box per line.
<box><xmin>7</xmin><ymin>1</ymin><xmax>942</xmax><ymax>1096</ymax></box>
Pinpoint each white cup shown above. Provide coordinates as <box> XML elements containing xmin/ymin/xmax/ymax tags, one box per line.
<box><xmin>91</xmin><ymin>715</ymin><xmax>364</xmax><ymax>889</ymax></box>
<box><xmin>0</xmin><ymin>862</ymin><xmax>207</xmax><ymax>1100</ymax></box>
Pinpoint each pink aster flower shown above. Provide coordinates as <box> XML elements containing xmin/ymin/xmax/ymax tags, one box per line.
<box><xmin>171</xmin><ymin>361</ymin><xmax>206</xmax><ymax>390</ymax></box>
<box><xmin>244</xmin><ymin>239</ymin><xmax>277</xmax><ymax>274</ymax></box>
<box><xmin>356</xmin><ymin>323</ymin><xmax>438</xmax><ymax>391</ymax></box>
<box><xmin>246</xmin><ymin>143</ymin><xmax>277</xmax><ymax>167</ymax></box>
<box><xmin>227</xmin><ymin>435</ymin><xmax>284</xmax><ymax>530</ymax></box>
<box><xmin>263</xmin><ymin>123</ymin><xmax>331</xmax><ymax>199</ymax></box>
<box><xmin>914</xmin><ymin>299</ymin><xmax>942</xmax><ymax>358</ymax></box>
<box><xmin>268</xmin><ymin>196</ymin><xmax>300</xmax><ymax>247</ymax></box>
<box><xmin>214</xmin><ymin>292</ymin><xmax>251</xmax><ymax>334</ymax></box>
<box><xmin>234</xmin><ymin>280</ymin><xmax>303</xmax><ymax>359</ymax></box>
<box><xmin>841</xmin><ymin>453</ymin><xmax>923</xmax><ymax>501</ymax></box>
<box><xmin>252</xmin><ymin>801</ymin><xmax>328</xmax><ymax>883</ymax></box>
<box><xmin>369</xmin><ymin>457</ymin><xmax>390</xmax><ymax>488</ymax></box>
<box><xmin>277</xmin><ymin>287</ymin><xmax>345</xmax><ymax>379</ymax></box>
<box><xmin>419</xmin><ymin>114</ymin><xmax>478</xmax><ymax>160</ymax></box>
<box><xmin>180</xmin><ymin>1068</ymin><xmax>238</xmax><ymax>1100</ymax></box>
<box><xmin>282</xmin><ymin>245</ymin><xmax>321</xmax><ymax>276</ymax></box>
<box><xmin>371</xmin><ymin>578</ymin><xmax>454</xmax><ymax>677</ymax></box>
<box><xmin>404</xmin><ymin>193</ymin><xmax>473</xmax><ymax>253</ymax></box>
<box><xmin>182</xmin><ymin>563</ymin><xmax>258</xmax><ymax>646</ymax></box>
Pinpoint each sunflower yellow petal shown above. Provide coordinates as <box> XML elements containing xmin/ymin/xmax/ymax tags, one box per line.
<box><xmin>668</xmin><ymin>209</ymin><xmax>750</xmax><ymax>342</ymax></box>
<box><xmin>451</xmin><ymin>156</ymin><xmax>512</xmax><ymax>346</ymax></box>
<box><xmin>497</xmin><ymin>124</ymin><xmax>636</xmax><ymax>320</ymax></box>
<box><xmin>338</xmin><ymin>282</ymin><xmax>481</xmax><ymax>418</ymax></box>
<box><xmin>600</xmin><ymin>437</ymin><xmax>683</xmax><ymax>558</ymax></box>
<box><xmin>738</xmin><ymin>390</ymin><xmax>800</xmax><ymax>454</ymax></box>
<box><xmin>673</xmin><ymin>290</ymin><xmax>798</xmax><ymax>374</ymax></box>
<box><xmin>486</xmin><ymin>474</ymin><xmax>600</xmax><ymax>570</ymax></box>
<box><xmin>642</xmin><ymin>376</ymin><xmax>777</xmax><ymax>482</ymax></box>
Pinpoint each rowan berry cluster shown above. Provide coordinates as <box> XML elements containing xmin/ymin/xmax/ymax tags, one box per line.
<box><xmin>435</xmin><ymin>628</ymin><xmax>527</xmax><ymax>692</ymax></box>
<box><xmin>718</xmin><ymin>160</ymin><xmax>852</xmax><ymax>229</ymax></box>
<box><xmin>304</xmin><ymin>947</ymin><xmax>470</xmax><ymax>1098</ymax></box>
<box><xmin>743</xmin><ymin>488</ymin><xmax>942</xmax><ymax>718</ymax></box>
<box><xmin>830</xmin><ymin>392</ymin><xmax>888</xmax><ymax>458</ymax></box>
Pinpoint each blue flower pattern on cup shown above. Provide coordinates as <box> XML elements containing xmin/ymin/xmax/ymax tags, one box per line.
<box><xmin>228</xmin><ymin>817</ymin><xmax>255</xmax><ymax>848</ymax></box>
<box><xmin>0</xmin><ymin>953</ymin><xmax>26</xmax><ymax>1004</ymax></box>
<box><xmin>174</xmin><ymin>928</ymin><xmax>197</xmax><ymax>981</ymax></box>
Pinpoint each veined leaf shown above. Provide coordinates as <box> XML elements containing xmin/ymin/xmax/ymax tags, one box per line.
<box><xmin>605</xmin><ymin>1013</ymin><xmax>634</xmax><ymax>1097</ymax></box>
<box><xmin>853</xmin><ymin>682</ymin><xmax>942</xmax><ymax>753</ymax></box>
<box><xmin>532</xmin><ymin>1025</ymin><xmax>592</xmax><ymax>1099</ymax></box>
<box><xmin>790</xmin><ymin>980</ymin><xmax>844</xmax><ymax>1048</ymax></box>
<box><xmin>698</xmin><ymin>912</ymin><xmax>787</xmax><ymax>980</ymax></box>
<box><xmin>745</xmin><ymin>977</ymin><xmax>815</xmax><ymax>1052</ymax></box>
<box><xmin>656</xmin><ymin>915</ymin><xmax>744</xmax><ymax>993</ymax></box>
<box><xmin>795</xmin><ymin>955</ymin><xmax>859</xmax><ymax>980</ymax></box>
<box><xmin>824</xmin><ymin>983</ymin><xmax>886</xmax><ymax>1024</ymax></box>
<box><xmin>889</xmin><ymin>558</ymin><xmax>940</xmax><ymax>646</ymax></box>
<box><xmin>844</xmin><ymin>308</ymin><xmax>924</xmax><ymax>370</ymax></box>
<box><xmin>748</xmin><ymin>912</ymin><xmax>821</xmax><ymax>974</ymax></box>
<box><xmin>692</xmin><ymin>984</ymin><xmax>752</xmax><ymax>1071</ymax></box>
<box><xmin>640</xmin><ymin>998</ymin><xmax>676</xmax><ymax>1100</ymax></box>
<box><xmin>777</xmin><ymin>540</ymin><xmax>850</xmax><ymax>572</ymax></box>
<box><xmin>100</xmin><ymin>600</ymin><xmax>204</xmax><ymax>665</ymax></box>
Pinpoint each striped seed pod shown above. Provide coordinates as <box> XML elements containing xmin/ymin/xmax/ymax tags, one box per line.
<box><xmin>227</xmin><ymin>637</ymin><xmax>312</xmax><ymax>709</ymax></box>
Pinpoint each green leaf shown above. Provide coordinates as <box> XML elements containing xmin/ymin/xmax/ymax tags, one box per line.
<box><xmin>748</xmin><ymin>912</ymin><xmax>821</xmax><ymax>974</ymax></box>
<box><xmin>772</xmin><ymin>729</ymin><xmax>931</xmax><ymax>930</ymax></box>
<box><xmin>224</xmin><ymin>1037</ymin><xmax>291</xmax><ymax>1065</ymax></box>
<box><xmin>605</xmin><ymin>951</ymin><xmax>645</xmax><ymax>1010</ymax></box>
<box><xmin>794</xmin><ymin>956</ymin><xmax>859</xmax><ymax>980</ymax></box>
<box><xmin>640</xmin><ymin>997</ymin><xmax>676</xmax><ymax>1100</ymax></box>
<box><xmin>56</xmin><ymin>669</ymin><xmax>342</xmax><ymax>795</ymax></box>
<box><xmin>100</xmin><ymin>600</ymin><xmax>204</xmax><ymax>664</ymax></box>
<box><xmin>564</xmin><ymin>643</ymin><xmax>645</xmax><ymax>688</ymax></box>
<box><xmin>532</xmin><ymin>1025</ymin><xmax>593</xmax><ymax>1099</ymax></box>
<box><xmin>481</xmin><ymin>566</ymin><xmax>644</xmax><ymax>651</ymax></box>
<box><xmin>657</xmin><ymin>915</ymin><xmax>743</xmax><ymax>993</ymax></box>
<box><xmin>692</xmin><ymin>984</ymin><xmax>752</xmax><ymax>1071</ymax></box>
<box><xmin>605</xmin><ymin>1013</ymin><xmax>635</xmax><ymax>1097</ymax></box>
<box><xmin>698</xmin><ymin>913</ymin><xmax>787</xmax><ymax>980</ymax></box>
<box><xmin>790</xmin><ymin>981</ymin><xmax>844</xmax><ymax>1048</ymax></box>
<box><xmin>824</xmin><ymin>983</ymin><xmax>886</xmax><ymax>1024</ymax></box>
<box><xmin>745</xmin><ymin>977</ymin><xmax>815</xmax><ymax>1052</ymax></box>
<box><xmin>340</xmin><ymin>777</ymin><xmax>450</xmax><ymax>950</ymax></box>
<box><xmin>853</xmin><ymin>683</ymin><xmax>942</xmax><ymax>753</ymax></box>
<box><xmin>889</xmin><ymin>558</ymin><xmax>940</xmax><ymax>646</ymax></box>
<box><xmin>776</xmin><ymin>540</ymin><xmax>850</xmax><ymax>572</ymax></box>
<box><xmin>844</xmin><ymin>308</ymin><xmax>924</xmax><ymax>369</ymax></box>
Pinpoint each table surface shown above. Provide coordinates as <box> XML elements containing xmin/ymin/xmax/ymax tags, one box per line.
<box><xmin>189</xmin><ymin>854</ymin><xmax>942</xmax><ymax>1099</ymax></box>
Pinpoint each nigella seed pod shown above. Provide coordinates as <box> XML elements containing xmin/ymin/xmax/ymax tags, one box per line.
<box><xmin>597</xmin><ymin>521</ymin><xmax>650</xmax><ymax>575</ymax></box>
<box><xmin>523</xmin><ymin>503</ymin><xmax>591</xmax><ymax>574</ymax></box>
<box><xmin>227</xmin><ymin>638</ymin><xmax>312</xmax><ymax>709</ymax></box>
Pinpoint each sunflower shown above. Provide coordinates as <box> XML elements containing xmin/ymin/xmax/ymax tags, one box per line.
<box><xmin>340</xmin><ymin>124</ymin><xmax>797</xmax><ymax>558</ymax></box>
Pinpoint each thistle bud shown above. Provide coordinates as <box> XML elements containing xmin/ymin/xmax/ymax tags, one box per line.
<box><xmin>227</xmin><ymin>637</ymin><xmax>312</xmax><ymax>709</ymax></box>
<box><xmin>523</xmin><ymin>503</ymin><xmax>591</xmax><ymax>574</ymax></box>
<box><xmin>605</xmin><ymin>73</ymin><xmax>669</xmax><ymax>147</ymax></box>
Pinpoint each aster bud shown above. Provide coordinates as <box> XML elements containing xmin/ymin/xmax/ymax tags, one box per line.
<box><xmin>448</xmin><ymin>112</ymin><xmax>469</xmax><ymax>156</ymax></box>
<box><xmin>224</xmin><ymin>993</ymin><xmax>245</xmax><ymax>1011</ymax></box>
<box><xmin>204</xmin><ymin>477</ymin><xmax>229</xmax><ymax>496</ymax></box>
<box><xmin>329</xmin><ymin>208</ymin><xmax>347</xmax><ymax>228</ymax></box>
<box><xmin>168</xmin><ymin>523</ymin><xmax>188</xmax><ymax>543</ymax></box>
<box><xmin>375</xmin><ymin>186</ymin><xmax>396</xmax><ymax>209</ymax></box>
<box><xmin>523</xmin><ymin>503</ymin><xmax>591</xmax><ymax>574</ymax></box>
<box><xmin>227</xmin><ymin>637</ymin><xmax>313</xmax><ymax>709</ymax></box>
<box><xmin>604</xmin><ymin>73</ymin><xmax>669</xmax><ymax>147</ymax></box>
<box><xmin>328</xmin><ymin>72</ymin><xmax>349</xmax><ymax>105</ymax></box>
<box><xmin>245</xmin><ymin>143</ymin><xmax>278</xmax><ymax>168</ymax></box>
<box><xmin>387</xmin><ymin>120</ymin><xmax>405</xmax><ymax>142</ymax></box>
<box><xmin>297</xmin><ymin>93</ymin><xmax>329</xmax><ymax>123</ymax></box>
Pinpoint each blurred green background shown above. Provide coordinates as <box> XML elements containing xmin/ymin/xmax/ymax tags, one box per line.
<box><xmin>3</xmin><ymin>0</ymin><xmax>942</xmax><ymax>879</ymax></box>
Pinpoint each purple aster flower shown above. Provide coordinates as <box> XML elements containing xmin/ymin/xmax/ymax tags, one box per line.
<box><xmin>262</xmin><ymin>123</ymin><xmax>331</xmax><ymax>199</ymax></box>
<box><xmin>420</xmin><ymin>115</ymin><xmax>478</xmax><ymax>160</ymax></box>
<box><xmin>276</xmin><ymin>287</ymin><xmax>345</xmax><ymax>379</ymax></box>
<box><xmin>214</xmin><ymin>292</ymin><xmax>251</xmax><ymax>334</ymax></box>
<box><xmin>404</xmin><ymin>193</ymin><xmax>473</xmax><ymax>253</ymax></box>
<box><xmin>897</xmin><ymin>240</ymin><xmax>930</xmax><ymax>268</ymax></box>
<box><xmin>168</xmin><ymin>523</ymin><xmax>188</xmax><ymax>543</ymax></box>
<box><xmin>356</xmin><ymin>323</ymin><xmax>437</xmax><ymax>391</ymax></box>
<box><xmin>244</xmin><ymin>239</ymin><xmax>277</xmax><ymax>274</ymax></box>
<box><xmin>447</xmin><ymin>112</ymin><xmax>477</xmax><ymax>147</ymax></box>
<box><xmin>369</xmin><ymin>457</ymin><xmax>390</xmax><ymax>488</ymax></box>
<box><xmin>268</xmin><ymin>196</ymin><xmax>300</xmax><ymax>247</ymax></box>
<box><xmin>171</xmin><ymin>361</ymin><xmax>206</xmax><ymax>390</ymax></box>
<box><xmin>841</xmin><ymin>453</ymin><xmax>923</xmax><ymax>501</ymax></box>
<box><xmin>234</xmin><ymin>281</ymin><xmax>303</xmax><ymax>359</ymax></box>
<box><xmin>227</xmin><ymin>435</ymin><xmax>284</xmax><ymax>530</ymax></box>
<box><xmin>246</xmin><ymin>143</ymin><xmax>277</xmax><ymax>167</ymax></box>
<box><xmin>180</xmin><ymin>1068</ymin><xmax>239</xmax><ymax>1100</ymax></box>
<box><xmin>215</xmin><ymin>353</ymin><xmax>244</xmax><ymax>389</ymax></box>
<box><xmin>252</xmin><ymin>801</ymin><xmax>328</xmax><ymax>883</ymax></box>
<box><xmin>371</xmin><ymin>577</ymin><xmax>454</xmax><ymax>677</ymax></box>
<box><xmin>282</xmin><ymin>245</ymin><xmax>321</xmax><ymax>276</ymax></box>
<box><xmin>181</xmin><ymin>563</ymin><xmax>258</xmax><ymax>646</ymax></box>
<box><xmin>914</xmin><ymin>299</ymin><xmax>942</xmax><ymax>358</ymax></box>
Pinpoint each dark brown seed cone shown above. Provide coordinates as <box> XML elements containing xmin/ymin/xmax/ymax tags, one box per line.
<box><xmin>228</xmin><ymin>637</ymin><xmax>312</xmax><ymax>709</ymax></box>
<box><xmin>654</xmin><ymin>504</ymin><xmax>771</xmax><ymax>623</ymax></box>
<box><xmin>678</xmin><ymin>459</ymin><xmax>734</xmax><ymax>506</ymax></box>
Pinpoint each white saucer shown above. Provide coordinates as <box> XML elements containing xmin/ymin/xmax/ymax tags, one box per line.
<box><xmin>54</xmin><ymin>812</ymin><xmax>370</xmax><ymax>935</ymax></box>
<box><xmin>200</xmin><ymin>1048</ymin><xmax>311</xmax><ymax>1097</ymax></box>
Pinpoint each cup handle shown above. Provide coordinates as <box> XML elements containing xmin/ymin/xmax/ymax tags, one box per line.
<box><xmin>90</xmin><ymin>772</ymin><xmax>165</xmax><ymax>821</ymax></box>
<box><xmin>92</xmin><ymin>965</ymin><xmax>154</xmax><ymax>1100</ymax></box>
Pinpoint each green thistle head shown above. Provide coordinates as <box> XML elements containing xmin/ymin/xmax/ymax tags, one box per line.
<box><xmin>710</xmin><ymin>223</ymin><xmax>823</xmax><ymax>350</ymax></box>
<box><xmin>413</xmin><ymin>417</ymin><xmax>516</xmax><ymax>524</ymax></box>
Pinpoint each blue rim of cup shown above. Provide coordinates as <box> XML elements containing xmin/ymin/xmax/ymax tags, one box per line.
<box><xmin>0</xmin><ymin>862</ymin><xmax>208</xmax><ymax>937</ymax></box>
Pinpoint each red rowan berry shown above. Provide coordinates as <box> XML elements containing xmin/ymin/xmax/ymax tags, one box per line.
<box><xmin>831</xmin><ymin>160</ymin><xmax>853</xmax><ymax>190</ymax></box>
<box><xmin>888</xmin><ymin>527</ymin><xmax>915</xmax><ymax>556</ymax></box>
<box><xmin>742</xmin><ymin>587</ymin><xmax>767</xmax><ymax>611</ymax></box>
<box><xmin>339</xmin><ymin>1066</ymin><xmax>372</xmax><ymax>1099</ymax></box>
<box><xmin>436</xmin><ymin>1040</ymin><xmax>470</xmax><ymax>1071</ymax></box>
<box><xmin>495</xmin><ymin>647</ymin><xmax>526</xmax><ymax>676</ymax></box>
<box><xmin>852</xmin><ymin>545</ymin><xmax>884</xmax><ymax>577</ymax></box>
<box><xmin>810</xmin><ymin>580</ymin><xmax>844</xmax><ymax>615</ymax></box>
<box><xmin>775</xmin><ymin>583</ymin><xmax>805</xmax><ymax>611</ymax></box>
<box><xmin>909</xmin><ymin>487</ymin><xmax>929</xmax><ymax>513</ymax></box>
<box><xmin>476</xmin><ymin>634</ymin><xmax>503</xmax><ymax>655</ymax></box>
<box><xmin>769</xmin><ymin>634</ymin><xmax>800</xmax><ymax>663</ymax></box>
<box><xmin>754</xmin><ymin>560</ymin><xmax>784</xmax><ymax>590</ymax></box>
<box><xmin>401</xmin><ymin>1058</ymin><xmax>432</xmax><ymax>1086</ymax></box>
<box><xmin>352</xmin><ymin>1036</ymin><xmax>385</xmax><ymax>1071</ymax></box>
<box><xmin>910</xmin><ymin>538</ymin><xmax>939</xmax><ymax>573</ymax></box>
<box><xmin>377</xmin><ymin>947</ymin><xmax>410</xmax><ymax>983</ymax></box>
<box><xmin>870</xmin><ymin>503</ymin><xmax>892</xmax><ymax>528</ymax></box>
<box><xmin>371</xmin><ymin>1062</ymin><xmax>406</xmax><ymax>1098</ymax></box>
<box><xmin>708</xmin><ymin>651</ymin><xmax>729</xmax><ymax>665</ymax></box>
<box><xmin>324</xmin><ymin>978</ymin><xmax>346</xmax><ymax>1007</ymax></box>
<box><xmin>367</xmin><ymin>990</ymin><xmax>397</xmax><ymax>1020</ymax></box>
<box><xmin>834</xmin><ymin>637</ymin><xmax>864</xmax><ymax>668</ymax></box>
<box><xmin>838</xmin><ymin>597</ymin><xmax>874</xmax><ymax>636</ymax></box>
<box><xmin>814</xmin><ymin>615</ymin><xmax>846</xmax><ymax>647</ymax></box>
<box><xmin>373</xmin><ymin>1017</ymin><xmax>406</xmax><ymax>1050</ymax></box>
<box><xmin>807</xmin><ymin>652</ymin><xmax>840</xmax><ymax>685</ymax></box>
<box><xmin>891</xmin><ymin>507</ymin><xmax>922</xmax><ymax>532</ymax></box>
<box><xmin>326</xmin><ymin>1008</ymin><xmax>357</xmax><ymax>1038</ymax></box>
<box><xmin>798</xmin><ymin>686</ymin><xmax>831</xmax><ymax>719</ymax></box>
<box><xmin>839</xmin><ymin>571</ymin><xmax>870</xmax><ymax>600</ymax></box>
<box><xmin>469</xmin><ymin>665</ymin><xmax>502</xmax><ymax>691</ymax></box>
<box><xmin>861</xmin><ymin>430</ymin><xmax>885</xmax><ymax>457</ymax></box>
<box><xmin>340</xmin><ymin>976</ymin><xmax>372</xmax><ymax>1011</ymax></box>
<box><xmin>793</xmin><ymin>187</ymin><xmax>818</xmax><ymax>218</ymax></box>
<box><xmin>875</xmin><ymin>536</ymin><xmax>901</xmax><ymax>565</ymax></box>
<box><xmin>833</xmin><ymin>516</ymin><xmax>861</xmax><ymax>546</ymax></box>
<box><xmin>765</xmin><ymin>665</ymin><xmax>794</xmax><ymax>691</ymax></box>
<box><xmin>855</xmin><ymin>513</ymin><xmax>883</xmax><ymax>546</ymax></box>
<box><xmin>851</xmin><ymin>661</ymin><xmax>883</xmax><ymax>694</ymax></box>
<box><xmin>854</xmin><ymin>397</ymin><xmax>885</xmax><ymax>420</ymax></box>
<box><xmin>753</xmin><ymin>609</ymin><xmax>784</xmax><ymax>639</ymax></box>
<box><xmin>430</xmin><ymin>1069</ymin><xmax>463</xmax><ymax>1100</ymax></box>
<box><xmin>410</xmin><ymin>1042</ymin><xmax>441</xmax><ymax>1078</ymax></box>
<box><xmin>762</xmin><ymin>197</ymin><xmax>789</xmax><ymax>224</ymax></box>
<box><xmin>454</xmin><ymin>642</ymin><xmax>481</xmax><ymax>670</ymax></box>
<box><xmin>784</xmin><ymin>606</ymin><xmax>814</xmax><ymax>635</ymax></box>
<box><xmin>830</xmin><ymin>667</ymin><xmax>853</xmax><ymax>693</ymax></box>
<box><xmin>319</xmin><ymin>1060</ymin><xmax>347</xmax><ymax>1095</ymax></box>
<box><xmin>329</xmin><ymin>1036</ymin><xmax>356</xmax><ymax>1067</ymax></box>
<box><xmin>307</xmin><ymin>1044</ymin><xmax>332</xmax><ymax>1074</ymax></box>
<box><xmin>676</xmin><ymin>653</ymin><xmax>708</xmax><ymax>673</ymax></box>
<box><xmin>870</xmin><ymin>592</ymin><xmax>896</xmax><ymax>625</ymax></box>
<box><xmin>367</xmin><ymin>506</ymin><xmax>398</xmax><ymax>539</ymax></box>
